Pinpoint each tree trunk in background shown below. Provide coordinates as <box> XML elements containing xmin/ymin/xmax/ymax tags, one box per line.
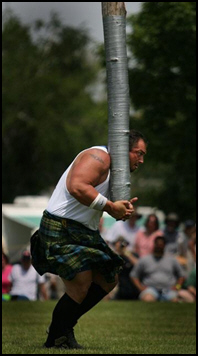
<box><xmin>102</xmin><ymin>2</ymin><xmax>131</xmax><ymax>202</ymax></box>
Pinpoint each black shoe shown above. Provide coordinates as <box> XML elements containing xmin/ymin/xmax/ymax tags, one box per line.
<box><xmin>44</xmin><ymin>336</ymin><xmax>69</xmax><ymax>349</ymax></box>
<box><xmin>44</xmin><ymin>328</ymin><xmax>83</xmax><ymax>349</ymax></box>
<box><xmin>64</xmin><ymin>328</ymin><xmax>83</xmax><ymax>349</ymax></box>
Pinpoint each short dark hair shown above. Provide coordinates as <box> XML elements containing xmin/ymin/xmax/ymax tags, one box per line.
<box><xmin>129</xmin><ymin>129</ymin><xmax>148</xmax><ymax>151</ymax></box>
<box><xmin>154</xmin><ymin>235</ymin><xmax>166</xmax><ymax>245</ymax></box>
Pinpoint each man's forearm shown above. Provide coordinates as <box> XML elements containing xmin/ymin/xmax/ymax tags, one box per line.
<box><xmin>132</xmin><ymin>277</ymin><xmax>146</xmax><ymax>292</ymax></box>
<box><xmin>69</xmin><ymin>183</ymin><xmax>135</xmax><ymax>220</ymax></box>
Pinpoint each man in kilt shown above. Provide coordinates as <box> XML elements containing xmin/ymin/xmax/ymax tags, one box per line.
<box><xmin>30</xmin><ymin>129</ymin><xmax>147</xmax><ymax>349</ymax></box>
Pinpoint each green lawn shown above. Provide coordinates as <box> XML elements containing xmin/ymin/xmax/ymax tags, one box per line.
<box><xmin>2</xmin><ymin>300</ymin><xmax>196</xmax><ymax>354</ymax></box>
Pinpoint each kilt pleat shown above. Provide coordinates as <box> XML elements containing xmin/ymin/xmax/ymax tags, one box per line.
<box><xmin>30</xmin><ymin>210</ymin><xmax>124</xmax><ymax>283</ymax></box>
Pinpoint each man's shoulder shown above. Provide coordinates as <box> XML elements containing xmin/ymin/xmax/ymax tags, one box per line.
<box><xmin>142</xmin><ymin>254</ymin><xmax>153</xmax><ymax>261</ymax></box>
<box><xmin>10</xmin><ymin>263</ymin><xmax>21</xmax><ymax>275</ymax></box>
<box><xmin>162</xmin><ymin>253</ymin><xmax>181</xmax><ymax>265</ymax></box>
<box><xmin>137</xmin><ymin>254</ymin><xmax>153</xmax><ymax>265</ymax></box>
<box><xmin>84</xmin><ymin>147</ymin><xmax>110</xmax><ymax>169</ymax></box>
<box><xmin>88</xmin><ymin>146</ymin><xmax>110</xmax><ymax>159</ymax></box>
<box><xmin>90</xmin><ymin>145</ymin><xmax>108</xmax><ymax>152</ymax></box>
<box><xmin>71</xmin><ymin>147</ymin><xmax>110</xmax><ymax>173</ymax></box>
<box><xmin>12</xmin><ymin>263</ymin><xmax>20</xmax><ymax>270</ymax></box>
<box><xmin>80</xmin><ymin>146</ymin><xmax>109</xmax><ymax>159</ymax></box>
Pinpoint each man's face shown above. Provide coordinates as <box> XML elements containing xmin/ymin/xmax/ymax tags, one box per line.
<box><xmin>21</xmin><ymin>257</ymin><xmax>31</xmax><ymax>270</ymax></box>
<box><xmin>129</xmin><ymin>139</ymin><xmax>147</xmax><ymax>172</ymax></box>
<box><xmin>166</xmin><ymin>220</ymin><xmax>178</xmax><ymax>232</ymax></box>
<box><xmin>153</xmin><ymin>239</ymin><xmax>165</xmax><ymax>256</ymax></box>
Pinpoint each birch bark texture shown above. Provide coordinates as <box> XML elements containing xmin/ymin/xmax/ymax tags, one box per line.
<box><xmin>102</xmin><ymin>2</ymin><xmax>131</xmax><ymax>202</ymax></box>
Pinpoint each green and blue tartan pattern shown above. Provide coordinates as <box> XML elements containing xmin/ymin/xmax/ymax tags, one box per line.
<box><xmin>30</xmin><ymin>210</ymin><xmax>124</xmax><ymax>283</ymax></box>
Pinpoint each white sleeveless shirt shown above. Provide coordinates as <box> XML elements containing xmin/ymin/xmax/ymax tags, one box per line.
<box><xmin>47</xmin><ymin>146</ymin><xmax>110</xmax><ymax>231</ymax></box>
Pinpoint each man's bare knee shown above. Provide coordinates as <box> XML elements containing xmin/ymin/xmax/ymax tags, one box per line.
<box><xmin>61</xmin><ymin>270</ymin><xmax>92</xmax><ymax>303</ymax></box>
<box><xmin>75</xmin><ymin>278</ymin><xmax>92</xmax><ymax>300</ymax></box>
<box><xmin>141</xmin><ymin>294</ymin><xmax>156</xmax><ymax>302</ymax></box>
<box><xmin>93</xmin><ymin>272</ymin><xmax>118</xmax><ymax>293</ymax></box>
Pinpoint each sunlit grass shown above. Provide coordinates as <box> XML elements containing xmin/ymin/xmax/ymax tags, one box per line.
<box><xmin>2</xmin><ymin>300</ymin><xmax>196</xmax><ymax>354</ymax></box>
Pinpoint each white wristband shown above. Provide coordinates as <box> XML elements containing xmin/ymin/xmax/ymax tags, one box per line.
<box><xmin>89</xmin><ymin>193</ymin><xmax>107</xmax><ymax>211</ymax></box>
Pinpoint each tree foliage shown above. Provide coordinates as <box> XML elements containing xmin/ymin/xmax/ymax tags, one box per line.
<box><xmin>2</xmin><ymin>10</ymin><xmax>107</xmax><ymax>202</ymax></box>
<box><xmin>127</xmin><ymin>2</ymin><xmax>196</xmax><ymax>220</ymax></box>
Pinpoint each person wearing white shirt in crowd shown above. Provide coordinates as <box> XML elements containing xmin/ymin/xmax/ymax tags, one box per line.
<box><xmin>9</xmin><ymin>250</ymin><xmax>48</xmax><ymax>301</ymax></box>
<box><xmin>105</xmin><ymin>210</ymin><xmax>142</xmax><ymax>252</ymax></box>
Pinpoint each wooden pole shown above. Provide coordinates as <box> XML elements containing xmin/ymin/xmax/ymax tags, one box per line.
<box><xmin>102</xmin><ymin>2</ymin><xmax>131</xmax><ymax>202</ymax></box>
<box><xmin>102</xmin><ymin>2</ymin><xmax>126</xmax><ymax>16</ymax></box>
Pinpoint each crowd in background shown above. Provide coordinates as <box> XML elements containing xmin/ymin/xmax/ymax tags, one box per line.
<box><xmin>2</xmin><ymin>211</ymin><xmax>196</xmax><ymax>303</ymax></box>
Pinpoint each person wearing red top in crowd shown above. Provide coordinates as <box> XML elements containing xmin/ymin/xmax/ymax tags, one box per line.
<box><xmin>2</xmin><ymin>252</ymin><xmax>13</xmax><ymax>301</ymax></box>
<box><xmin>134</xmin><ymin>214</ymin><xmax>163</xmax><ymax>258</ymax></box>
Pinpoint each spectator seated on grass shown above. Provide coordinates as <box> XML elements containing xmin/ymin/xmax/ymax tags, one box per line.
<box><xmin>105</xmin><ymin>210</ymin><xmax>142</xmax><ymax>252</ymax></box>
<box><xmin>178</xmin><ymin>267</ymin><xmax>196</xmax><ymax>303</ymax></box>
<box><xmin>163</xmin><ymin>213</ymin><xmax>190</xmax><ymax>273</ymax></box>
<box><xmin>130</xmin><ymin>235</ymin><xmax>185</xmax><ymax>302</ymax></box>
<box><xmin>9</xmin><ymin>250</ymin><xmax>48</xmax><ymax>301</ymax></box>
<box><xmin>133</xmin><ymin>214</ymin><xmax>164</xmax><ymax>258</ymax></box>
<box><xmin>107</xmin><ymin>236</ymin><xmax>140</xmax><ymax>300</ymax></box>
<box><xmin>2</xmin><ymin>251</ymin><xmax>13</xmax><ymax>301</ymax></box>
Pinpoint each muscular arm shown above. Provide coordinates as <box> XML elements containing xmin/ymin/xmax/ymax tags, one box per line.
<box><xmin>67</xmin><ymin>148</ymin><xmax>110</xmax><ymax>206</ymax></box>
<box><xmin>66</xmin><ymin>148</ymin><xmax>137</xmax><ymax>220</ymax></box>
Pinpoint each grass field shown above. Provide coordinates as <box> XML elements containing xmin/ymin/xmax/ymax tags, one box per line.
<box><xmin>2</xmin><ymin>300</ymin><xmax>196</xmax><ymax>354</ymax></box>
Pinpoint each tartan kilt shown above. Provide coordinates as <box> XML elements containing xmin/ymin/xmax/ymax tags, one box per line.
<box><xmin>30</xmin><ymin>210</ymin><xmax>124</xmax><ymax>283</ymax></box>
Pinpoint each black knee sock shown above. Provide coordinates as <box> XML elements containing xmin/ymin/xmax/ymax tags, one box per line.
<box><xmin>76</xmin><ymin>282</ymin><xmax>107</xmax><ymax>321</ymax></box>
<box><xmin>45</xmin><ymin>283</ymin><xmax>107</xmax><ymax>346</ymax></box>
<box><xmin>45</xmin><ymin>292</ymin><xmax>80</xmax><ymax>346</ymax></box>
